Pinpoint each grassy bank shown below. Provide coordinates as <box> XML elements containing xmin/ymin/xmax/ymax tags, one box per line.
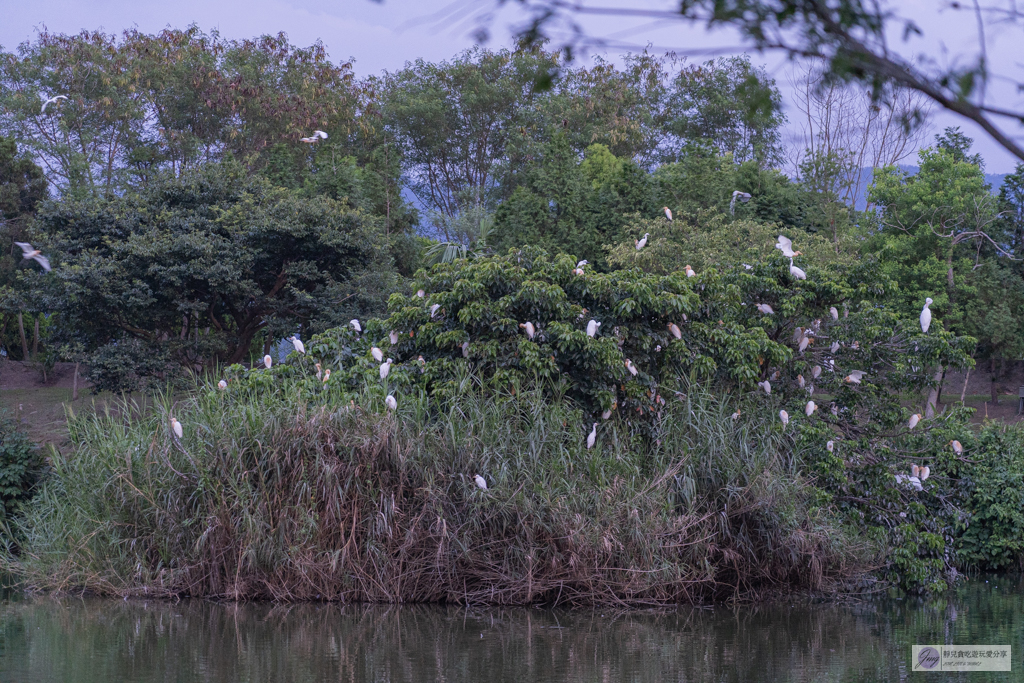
<box><xmin>6</xmin><ymin>372</ymin><xmax>867</xmax><ymax>605</ymax></box>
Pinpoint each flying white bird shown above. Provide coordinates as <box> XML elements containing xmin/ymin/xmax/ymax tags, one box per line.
<box><xmin>668</xmin><ymin>322</ymin><xmax>682</xmax><ymax>339</ymax></box>
<box><xmin>830</xmin><ymin>306</ymin><xmax>839</xmax><ymax>321</ymax></box>
<box><xmin>520</xmin><ymin>322</ymin><xmax>536</xmax><ymax>340</ymax></box>
<box><xmin>389</xmin><ymin>331</ymin><xmax>400</xmax><ymax>345</ymax></box>
<box><xmin>844</xmin><ymin>370</ymin><xmax>866</xmax><ymax>384</ymax></box>
<box><xmin>474</xmin><ymin>474</ymin><xmax>488</xmax><ymax>490</ymax></box>
<box><xmin>908</xmin><ymin>413</ymin><xmax>921</xmax><ymax>430</ymax></box>
<box><xmin>380</xmin><ymin>358</ymin><xmax>393</xmax><ymax>380</ymax></box>
<box><xmin>805</xmin><ymin>400</ymin><xmax>817</xmax><ymax>416</ymax></box>
<box><xmin>300</xmin><ymin>129</ymin><xmax>329</xmax><ymax>143</ymax></box>
<box><xmin>756</xmin><ymin>303</ymin><xmax>774</xmax><ymax>315</ymax></box>
<box><xmin>40</xmin><ymin>95</ymin><xmax>67</xmax><ymax>113</ymax></box>
<box><xmin>586</xmin><ymin>319</ymin><xmax>601</xmax><ymax>337</ymax></box>
<box><xmin>779</xmin><ymin>409</ymin><xmax>789</xmax><ymax>425</ymax></box>
<box><xmin>729</xmin><ymin>190</ymin><xmax>752</xmax><ymax>215</ymax></box>
<box><xmin>170</xmin><ymin>417</ymin><xmax>183</xmax><ymax>439</ymax></box>
<box><xmin>217</xmin><ymin>379</ymin><xmax>227</xmax><ymax>390</ymax></box>
<box><xmin>625</xmin><ymin>359</ymin><xmax>638</xmax><ymax>376</ymax></box>
<box><xmin>14</xmin><ymin>242</ymin><xmax>51</xmax><ymax>271</ymax></box>
<box><xmin>826</xmin><ymin>440</ymin><xmax>834</xmax><ymax>453</ymax></box>
<box><xmin>757</xmin><ymin>380</ymin><xmax>771</xmax><ymax>395</ymax></box>
<box><xmin>635</xmin><ymin>233</ymin><xmax>649</xmax><ymax>250</ymax></box>
<box><xmin>685</xmin><ymin>265</ymin><xmax>696</xmax><ymax>278</ymax></box>
<box><xmin>288</xmin><ymin>336</ymin><xmax>305</xmax><ymax>354</ymax></box>
<box><xmin>812</xmin><ymin>365</ymin><xmax>822</xmax><ymax>379</ymax></box>
<box><xmin>350</xmin><ymin>319</ymin><xmax>362</xmax><ymax>333</ymax></box>
<box><xmin>586</xmin><ymin>422</ymin><xmax>598</xmax><ymax>449</ymax></box>
<box><xmin>920</xmin><ymin>297</ymin><xmax>933</xmax><ymax>333</ymax></box>
<box><xmin>775</xmin><ymin>235</ymin><xmax>801</xmax><ymax>258</ymax></box>
<box><xmin>951</xmin><ymin>440</ymin><xmax>963</xmax><ymax>455</ymax></box>
<box><xmin>264</xmin><ymin>355</ymin><xmax>272</xmax><ymax>369</ymax></box>
<box><xmin>385</xmin><ymin>394</ymin><xmax>397</xmax><ymax>411</ymax></box>
<box><xmin>371</xmin><ymin>347</ymin><xmax>384</xmax><ymax>362</ymax></box>
<box><xmin>789</xmin><ymin>258</ymin><xmax>806</xmax><ymax>280</ymax></box>
<box><xmin>663</xmin><ymin>206</ymin><xmax>673</xmax><ymax>221</ymax></box>
<box><xmin>430</xmin><ymin>304</ymin><xmax>441</xmax><ymax>318</ymax></box>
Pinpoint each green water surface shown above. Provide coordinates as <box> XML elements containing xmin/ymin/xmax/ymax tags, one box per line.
<box><xmin>1</xmin><ymin>577</ymin><xmax>1022</xmax><ymax>682</ymax></box>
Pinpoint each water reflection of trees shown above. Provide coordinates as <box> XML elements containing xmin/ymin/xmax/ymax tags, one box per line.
<box><xmin>1</xmin><ymin>580</ymin><xmax>1022</xmax><ymax>682</ymax></box>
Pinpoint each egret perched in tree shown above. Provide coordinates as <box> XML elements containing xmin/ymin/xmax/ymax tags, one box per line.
<box><xmin>577</xmin><ymin>260</ymin><xmax>588</xmax><ymax>268</ymax></box>
<box><xmin>844</xmin><ymin>370</ymin><xmax>866</xmax><ymax>384</ymax></box>
<box><xmin>474</xmin><ymin>474</ymin><xmax>488</xmax><ymax>491</ymax></box>
<box><xmin>951</xmin><ymin>440</ymin><xmax>963</xmax><ymax>455</ymax></box>
<box><xmin>685</xmin><ymin>265</ymin><xmax>696</xmax><ymax>277</ymax></box>
<box><xmin>323</xmin><ymin>369</ymin><xmax>331</xmax><ymax>383</ymax></box>
<box><xmin>797</xmin><ymin>374</ymin><xmax>805</xmax><ymax>388</ymax></box>
<box><xmin>380</xmin><ymin>359</ymin><xmax>393</xmax><ymax>380</ymax></box>
<box><xmin>288</xmin><ymin>336</ymin><xmax>305</xmax><ymax>354</ymax></box>
<box><xmin>586</xmin><ymin>423</ymin><xmax>598</xmax><ymax>449</ymax></box>
<box><xmin>462</xmin><ymin>341</ymin><xmax>470</xmax><ymax>357</ymax></box>
<box><xmin>830</xmin><ymin>341</ymin><xmax>841</xmax><ymax>354</ymax></box>
<box><xmin>170</xmin><ymin>417</ymin><xmax>183</xmax><ymax>439</ymax></box>
<box><xmin>755</xmin><ymin>303</ymin><xmax>774</xmax><ymax>315</ymax></box>
<box><xmin>827</xmin><ymin>440</ymin><xmax>834</xmax><ymax>453</ymax></box>
<box><xmin>586</xmin><ymin>319</ymin><xmax>601</xmax><ymax>337</ymax></box>
<box><xmin>371</xmin><ymin>347</ymin><xmax>384</xmax><ymax>362</ymax></box>
<box><xmin>830</xmin><ymin>306</ymin><xmax>839</xmax><ymax>321</ymax></box>
<box><xmin>389</xmin><ymin>331</ymin><xmax>399</xmax><ymax>345</ymax></box>
<box><xmin>520</xmin><ymin>322</ymin><xmax>536</xmax><ymax>340</ymax></box>
<box><xmin>217</xmin><ymin>379</ymin><xmax>227</xmax><ymax>390</ymax></box>
<box><xmin>920</xmin><ymin>297</ymin><xmax>933</xmax><ymax>333</ymax></box>
<box><xmin>812</xmin><ymin>365</ymin><xmax>822</xmax><ymax>379</ymax></box>
<box><xmin>41</xmin><ymin>94</ymin><xmax>68</xmax><ymax>112</ymax></box>
<box><xmin>350</xmin><ymin>319</ymin><xmax>362</xmax><ymax>333</ymax></box>
<box><xmin>729</xmin><ymin>190</ymin><xmax>751</xmax><ymax>215</ymax></box>
<box><xmin>315</xmin><ymin>363</ymin><xmax>322</xmax><ymax>380</ymax></box>
<box><xmin>743</xmin><ymin>263</ymin><xmax>754</xmax><ymax>270</ymax></box>
<box><xmin>732</xmin><ymin>409</ymin><xmax>741</xmax><ymax>421</ymax></box>
<box><xmin>574</xmin><ymin>268</ymin><xmax>584</xmax><ymax>276</ymax></box>
<box><xmin>908</xmin><ymin>413</ymin><xmax>921</xmax><ymax>430</ymax></box>
<box><xmin>788</xmin><ymin>258</ymin><xmax>806</xmax><ymax>280</ymax></box>
<box><xmin>757</xmin><ymin>380</ymin><xmax>771</xmax><ymax>395</ymax></box>
<box><xmin>416</xmin><ymin>289</ymin><xmax>425</xmax><ymax>298</ymax></box>
<box><xmin>625</xmin><ymin>359</ymin><xmax>638</xmax><ymax>376</ymax></box>
<box><xmin>662</xmin><ymin>206</ymin><xmax>673</xmax><ymax>221</ymax></box>
<box><xmin>602</xmin><ymin>409</ymin><xmax>612</xmax><ymax>420</ymax></box>
<box><xmin>805</xmin><ymin>400</ymin><xmax>817</xmax><ymax>416</ymax></box>
<box><xmin>264</xmin><ymin>355</ymin><xmax>272</xmax><ymax>369</ymax></box>
<box><xmin>775</xmin><ymin>235</ymin><xmax>801</xmax><ymax>258</ymax></box>
<box><xmin>920</xmin><ymin>466</ymin><xmax>930</xmax><ymax>480</ymax></box>
<box><xmin>635</xmin><ymin>233</ymin><xmax>649</xmax><ymax>250</ymax></box>
<box><xmin>430</xmin><ymin>304</ymin><xmax>441</xmax><ymax>318</ymax></box>
<box><xmin>385</xmin><ymin>395</ymin><xmax>397</xmax><ymax>411</ymax></box>
<box><xmin>14</xmin><ymin>242</ymin><xmax>51</xmax><ymax>271</ymax></box>
<box><xmin>779</xmin><ymin>410</ymin><xmax>789</xmax><ymax>425</ymax></box>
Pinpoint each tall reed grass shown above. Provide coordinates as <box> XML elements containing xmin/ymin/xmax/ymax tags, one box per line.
<box><xmin>8</xmin><ymin>371</ymin><xmax>869</xmax><ymax>604</ymax></box>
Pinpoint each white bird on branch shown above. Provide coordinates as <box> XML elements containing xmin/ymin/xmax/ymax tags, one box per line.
<box><xmin>625</xmin><ymin>359</ymin><xmax>638</xmax><ymax>376</ymax></box>
<box><xmin>844</xmin><ymin>370</ymin><xmax>866</xmax><ymax>384</ymax></box>
<box><xmin>586</xmin><ymin>422</ymin><xmax>598</xmax><ymax>449</ymax></box>
<box><xmin>685</xmin><ymin>264</ymin><xmax>696</xmax><ymax>277</ymax></box>
<box><xmin>830</xmin><ymin>306</ymin><xmax>839</xmax><ymax>321</ymax></box>
<box><xmin>41</xmin><ymin>95</ymin><xmax>67</xmax><ymax>112</ymax></box>
<box><xmin>663</xmin><ymin>206</ymin><xmax>673</xmax><ymax>221</ymax></box>
<box><xmin>812</xmin><ymin>365</ymin><xmax>822</xmax><ymax>379</ymax></box>
<box><xmin>805</xmin><ymin>400</ymin><xmax>817</xmax><ymax>416</ymax></box>
<box><xmin>350</xmin><ymin>319</ymin><xmax>362</xmax><ymax>333</ymax></box>
<box><xmin>779</xmin><ymin>409</ymin><xmax>789</xmax><ymax>425</ymax></box>
<box><xmin>170</xmin><ymin>417</ymin><xmax>183</xmax><ymax>439</ymax></box>
<box><xmin>920</xmin><ymin>297</ymin><xmax>933</xmax><ymax>333</ymax></box>
<box><xmin>14</xmin><ymin>242</ymin><xmax>51</xmax><ymax>271</ymax></box>
<box><xmin>462</xmin><ymin>341</ymin><xmax>470</xmax><ymax>357</ymax></box>
<box><xmin>586</xmin><ymin>320</ymin><xmax>601</xmax><ymax>337</ymax></box>
<box><xmin>668</xmin><ymin>322</ymin><xmax>682</xmax><ymax>339</ymax></box>
<box><xmin>416</xmin><ymin>289</ymin><xmax>425</xmax><ymax>298</ymax></box>
<box><xmin>730</xmin><ymin>190</ymin><xmax>751</xmax><ymax>215</ymax></box>
<box><xmin>288</xmin><ymin>336</ymin><xmax>305</xmax><ymax>354</ymax></box>
<box><xmin>908</xmin><ymin>413</ymin><xmax>921</xmax><ymax>430</ymax></box>
<box><xmin>797</xmin><ymin>374</ymin><xmax>805</xmax><ymax>388</ymax></box>
<box><xmin>756</xmin><ymin>303</ymin><xmax>774</xmax><ymax>315</ymax></box>
<box><xmin>389</xmin><ymin>330</ymin><xmax>400</xmax><ymax>345</ymax></box>
<box><xmin>520</xmin><ymin>322</ymin><xmax>536</xmax><ymax>340</ymax></box>
<box><xmin>789</xmin><ymin>258</ymin><xmax>806</xmax><ymax>280</ymax></box>
<box><xmin>635</xmin><ymin>233</ymin><xmax>649</xmax><ymax>250</ymax></box>
<box><xmin>371</xmin><ymin>347</ymin><xmax>384</xmax><ymax>362</ymax></box>
<box><xmin>951</xmin><ymin>440</ymin><xmax>963</xmax><ymax>455</ymax></box>
<box><xmin>430</xmin><ymin>304</ymin><xmax>441</xmax><ymax>318</ymax></box>
<box><xmin>380</xmin><ymin>358</ymin><xmax>393</xmax><ymax>380</ymax></box>
<box><xmin>322</xmin><ymin>369</ymin><xmax>331</xmax><ymax>383</ymax></box>
<box><xmin>757</xmin><ymin>380</ymin><xmax>771</xmax><ymax>395</ymax></box>
<box><xmin>827</xmin><ymin>440</ymin><xmax>834</xmax><ymax>453</ymax></box>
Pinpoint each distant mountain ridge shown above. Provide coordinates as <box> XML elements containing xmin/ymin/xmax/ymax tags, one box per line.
<box><xmin>850</xmin><ymin>166</ymin><xmax>1008</xmax><ymax>211</ymax></box>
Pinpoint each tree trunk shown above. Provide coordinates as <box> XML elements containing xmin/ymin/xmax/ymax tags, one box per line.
<box><xmin>925</xmin><ymin>367</ymin><xmax>944</xmax><ymax>418</ymax></box>
<box><xmin>935</xmin><ymin>366</ymin><xmax>946</xmax><ymax>407</ymax></box>
<box><xmin>72</xmin><ymin>362</ymin><xmax>80</xmax><ymax>401</ymax></box>
<box><xmin>991</xmin><ymin>357</ymin><xmax>1000</xmax><ymax>405</ymax></box>
<box><xmin>17</xmin><ymin>313</ymin><xmax>29</xmax><ymax>360</ymax></box>
<box><xmin>32</xmin><ymin>317</ymin><xmax>40</xmax><ymax>359</ymax></box>
<box><xmin>263</xmin><ymin>333</ymin><xmax>272</xmax><ymax>357</ymax></box>
<box><xmin>960</xmin><ymin>368</ymin><xmax>971</xmax><ymax>404</ymax></box>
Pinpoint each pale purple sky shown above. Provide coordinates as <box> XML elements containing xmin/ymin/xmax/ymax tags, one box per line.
<box><xmin>2</xmin><ymin>0</ymin><xmax>1021</xmax><ymax>173</ymax></box>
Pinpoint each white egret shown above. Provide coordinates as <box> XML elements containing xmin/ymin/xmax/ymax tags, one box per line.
<box><xmin>743</xmin><ymin>263</ymin><xmax>754</xmax><ymax>270</ymax></box>
<box><xmin>13</xmin><ymin>242</ymin><xmax>51</xmax><ymax>271</ymax></box>
<box><xmin>416</xmin><ymin>289</ymin><xmax>425</xmax><ymax>298</ymax></box>
<box><xmin>315</xmin><ymin>363</ymin><xmax>322</xmax><ymax>380</ymax></box>
<box><xmin>920</xmin><ymin>466</ymin><xmax>930</xmax><ymax>480</ymax></box>
<box><xmin>799</xmin><ymin>335</ymin><xmax>811</xmax><ymax>353</ymax></box>
<box><xmin>729</xmin><ymin>190</ymin><xmax>751</xmax><ymax>215</ymax></box>
<box><xmin>668</xmin><ymin>322</ymin><xmax>682</xmax><ymax>339</ymax></box>
<box><xmin>350</xmin><ymin>319</ymin><xmax>362</xmax><ymax>333</ymax></box>
<box><xmin>920</xmin><ymin>297</ymin><xmax>933</xmax><ymax>333</ymax></box>
<box><xmin>389</xmin><ymin>330</ymin><xmax>400</xmax><ymax>345</ymax></box>
<box><xmin>430</xmin><ymin>304</ymin><xmax>441</xmax><ymax>318</ymax></box>
<box><xmin>805</xmin><ymin>400</ymin><xmax>817</xmax><ymax>416</ymax></box>
<box><xmin>586</xmin><ymin>422</ymin><xmax>598</xmax><ymax>449</ymax></box>
<box><xmin>756</xmin><ymin>303</ymin><xmax>774</xmax><ymax>315</ymax></box>
<box><xmin>826</xmin><ymin>440</ymin><xmax>834</xmax><ymax>453</ymax></box>
<box><xmin>385</xmin><ymin>394</ymin><xmax>397</xmax><ymax>411</ymax></box>
<box><xmin>779</xmin><ymin>409</ymin><xmax>789</xmax><ymax>425</ymax></box>
<box><xmin>41</xmin><ymin>94</ymin><xmax>68</xmax><ymax>112</ymax></box>
<box><xmin>300</xmin><ymin>130</ymin><xmax>328</xmax><ymax>143</ymax></box>
<box><xmin>577</xmin><ymin>260</ymin><xmax>588</xmax><ymax>268</ymax></box>
<box><xmin>808</xmin><ymin>385</ymin><xmax>815</xmax><ymax>395</ymax></box>
<box><xmin>830</xmin><ymin>341</ymin><xmax>841</xmax><ymax>354</ymax></box>
<box><xmin>757</xmin><ymin>380</ymin><xmax>771</xmax><ymax>395</ymax></box>
<box><xmin>625</xmin><ymin>359</ymin><xmax>638</xmax><ymax>376</ymax></box>
<box><xmin>602</xmin><ymin>409</ymin><xmax>612</xmax><ymax>420</ymax></box>
<box><xmin>951</xmin><ymin>440</ymin><xmax>963</xmax><ymax>455</ymax></box>
<box><xmin>797</xmin><ymin>374</ymin><xmax>805</xmax><ymax>388</ymax></box>
<box><xmin>380</xmin><ymin>359</ymin><xmax>393</xmax><ymax>380</ymax></box>
<box><xmin>474</xmin><ymin>474</ymin><xmax>488</xmax><ymax>491</ymax></box>
<box><xmin>812</xmin><ymin>365</ymin><xmax>822</xmax><ymax>379</ymax></box>
<box><xmin>170</xmin><ymin>417</ymin><xmax>183</xmax><ymax>439</ymax></box>
<box><xmin>314</xmin><ymin>130</ymin><xmax>328</xmax><ymax>139</ymax></box>
<box><xmin>685</xmin><ymin>265</ymin><xmax>696</xmax><ymax>277</ymax></box>
<box><xmin>831</xmin><ymin>404</ymin><xmax>838</xmax><ymax>416</ymax></box>
<box><xmin>520</xmin><ymin>322</ymin><xmax>536</xmax><ymax>340</ymax></box>
<box><xmin>462</xmin><ymin>341</ymin><xmax>470</xmax><ymax>357</ymax></box>
<box><xmin>732</xmin><ymin>409</ymin><xmax>741</xmax><ymax>421</ymax></box>
<box><xmin>844</xmin><ymin>370</ymin><xmax>866</xmax><ymax>384</ymax></box>
<box><xmin>217</xmin><ymin>379</ymin><xmax>227</xmax><ymax>390</ymax></box>
<box><xmin>371</xmin><ymin>347</ymin><xmax>384</xmax><ymax>362</ymax></box>
<box><xmin>829</xmin><ymin>306</ymin><xmax>839</xmax><ymax>321</ymax></box>
<box><xmin>323</xmin><ymin>369</ymin><xmax>331</xmax><ymax>383</ymax></box>
<box><xmin>908</xmin><ymin>413</ymin><xmax>921</xmax><ymax>430</ymax></box>
<box><xmin>775</xmin><ymin>235</ymin><xmax>801</xmax><ymax>258</ymax></box>
<box><xmin>663</xmin><ymin>206</ymin><xmax>673</xmax><ymax>221</ymax></box>
<box><xmin>635</xmin><ymin>233</ymin><xmax>649</xmax><ymax>250</ymax></box>
<box><xmin>264</xmin><ymin>354</ymin><xmax>272</xmax><ymax>369</ymax></box>
<box><xmin>788</xmin><ymin>258</ymin><xmax>806</xmax><ymax>280</ymax></box>
<box><xmin>586</xmin><ymin>319</ymin><xmax>601</xmax><ymax>337</ymax></box>
<box><xmin>574</xmin><ymin>268</ymin><xmax>584</xmax><ymax>276</ymax></box>
<box><xmin>288</xmin><ymin>336</ymin><xmax>305</xmax><ymax>354</ymax></box>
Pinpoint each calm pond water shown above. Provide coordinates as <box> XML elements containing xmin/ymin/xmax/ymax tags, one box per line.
<box><xmin>0</xmin><ymin>577</ymin><xmax>1022</xmax><ymax>682</ymax></box>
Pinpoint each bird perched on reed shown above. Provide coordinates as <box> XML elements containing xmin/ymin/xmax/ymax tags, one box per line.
<box><xmin>170</xmin><ymin>417</ymin><xmax>183</xmax><ymax>439</ymax></box>
<box><xmin>586</xmin><ymin>423</ymin><xmax>598</xmax><ymax>449</ymax></box>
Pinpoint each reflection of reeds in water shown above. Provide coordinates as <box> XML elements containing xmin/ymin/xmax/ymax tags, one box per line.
<box><xmin>9</xmin><ymin>374</ymin><xmax>868</xmax><ymax>604</ymax></box>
